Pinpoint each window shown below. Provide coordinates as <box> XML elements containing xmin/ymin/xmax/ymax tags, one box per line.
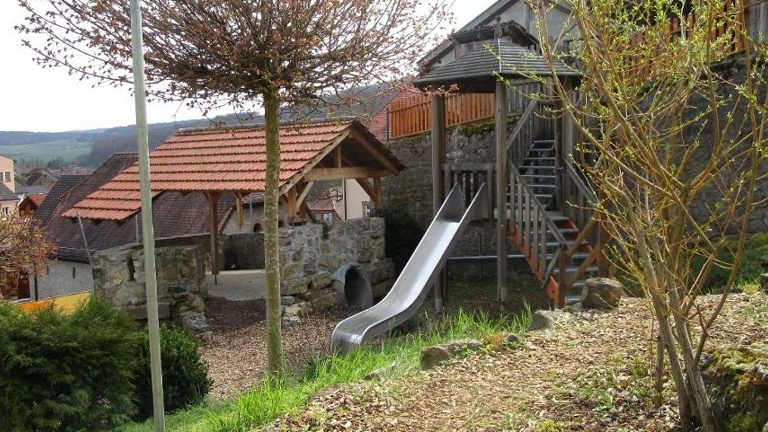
<box><xmin>3</xmin><ymin>171</ymin><xmax>10</xmax><ymax>182</ymax></box>
<box><xmin>72</xmin><ymin>267</ymin><xmax>76</xmax><ymax>279</ymax></box>
<box><xmin>1</xmin><ymin>207</ymin><xmax>9</xmax><ymax>215</ymax></box>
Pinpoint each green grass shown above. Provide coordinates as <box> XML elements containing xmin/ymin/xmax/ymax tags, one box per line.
<box><xmin>115</xmin><ymin>307</ymin><xmax>532</xmax><ymax>432</ymax></box>
<box><xmin>0</xmin><ymin>139</ymin><xmax>92</xmax><ymax>163</ymax></box>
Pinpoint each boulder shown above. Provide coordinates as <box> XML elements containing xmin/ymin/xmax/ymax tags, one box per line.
<box><xmin>180</xmin><ymin>310</ymin><xmax>212</xmax><ymax>337</ymax></box>
<box><xmin>283</xmin><ymin>301</ymin><xmax>313</xmax><ymax>318</ymax></box>
<box><xmin>700</xmin><ymin>343</ymin><xmax>768</xmax><ymax>432</ymax></box>
<box><xmin>281</xmin><ymin>316</ymin><xmax>301</xmax><ymax>328</ymax></box>
<box><xmin>580</xmin><ymin>277</ymin><xmax>624</xmax><ymax>309</ymax></box>
<box><xmin>420</xmin><ymin>339</ymin><xmax>484</xmax><ymax>369</ymax></box>
<box><xmin>307</xmin><ymin>288</ymin><xmax>345</xmax><ymax>310</ymax></box>
<box><xmin>527</xmin><ymin>310</ymin><xmax>574</xmax><ymax>331</ymax></box>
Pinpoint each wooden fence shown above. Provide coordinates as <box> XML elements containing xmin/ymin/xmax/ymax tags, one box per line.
<box><xmin>389</xmin><ymin>81</ymin><xmax>546</xmax><ymax>140</ymax></box>
<box><xmin>623</xmin><ymin>0</ymin><xmax>763</xmax><ymax>84</ymax></box>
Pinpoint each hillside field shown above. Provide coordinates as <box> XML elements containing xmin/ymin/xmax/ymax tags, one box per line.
<box><xmin>0</xmin><ymin>139</ymin><xmax>93</xmax><ymax>163</ymax></box>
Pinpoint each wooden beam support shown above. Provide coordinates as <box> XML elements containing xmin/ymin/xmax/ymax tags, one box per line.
<box><xmin>348</xmin><ymin>128</ymin><xmax>402</xmax><ymax>174</ymax></box>
<box><xmin>334</xmin><ymin>146</ymin><xmax>342</xmax><ymax>167</ymax></box>
<box><xmin>355</xmin><ymin>177</ymin><xmax>377</xmax><ymax>202</ymax></box>
<box><xmin>306</xmin><ymin>167</ymin><xmax>391</xmax><ymax>181</ymax></box>
<box><xmin>234</xmin><ymin>192</ymin><xmax>244</xmax><ymax>228</ymax></box>
<box><xmin>205</xmin><ymin>192</ymin><xmax>221</xmax><ymax>278</ymax></box>
<box><xmin>431</xmin><ymin>93</ymin><xmax>446</xmax><ymax>313</ymax></box>
<box><xmin>296</xmin><ymin>181</ymin><xmax>314</xmax><ymax>210</ymax></box>
<box><xmin>372</xmin><ymin>177</ymin><xmax>382</xmax><ymax>209</ymax></box>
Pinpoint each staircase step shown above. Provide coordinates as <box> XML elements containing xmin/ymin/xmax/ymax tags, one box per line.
<box><xmin>532</xmin><ymin>139</ymin><xmax>555</xmax><ymax>146</ymax></box>
<box><xmin>552</xmin><ymin>266</ymin><xmax>598</xmax><ymax>277</ymax></box>
<box><xmin>521</xmin><ymin>175</ymin><xmax>556</xmax><ymax>181</ymax></box>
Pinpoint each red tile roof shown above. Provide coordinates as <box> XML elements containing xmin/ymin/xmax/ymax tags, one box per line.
<box><xmin>65</xmin><ymin>119</ymin><xmax>403</xmax><ymax>222</ymax></box>
<box><xmin>40</xmin><ymin>154</ymin><xmax>235</xmax><ymax>262</ymax></box>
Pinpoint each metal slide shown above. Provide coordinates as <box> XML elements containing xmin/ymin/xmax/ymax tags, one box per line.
<box><xmin>331</xmin><ymin>183</ymin><xmax>489</xmax><ymax>353</ymax></box>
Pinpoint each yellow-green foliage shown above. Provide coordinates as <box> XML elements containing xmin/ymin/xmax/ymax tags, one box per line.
<box><xmin>703</xmin><ymin>344</ymin><xmax>768</xmax><ymax>432</ymax></box>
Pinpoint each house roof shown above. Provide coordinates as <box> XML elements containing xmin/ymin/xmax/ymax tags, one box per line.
<box><xmin>0</xmin><ymin>183</ymin><xmax>18</xmax><ymax>202</ymax></box>
<box><xmin>20</xmin><ymin>193</ymin><xmax>47</xmax><ymax>209</ymax></box>
<box><xmin>65</xmin><ymin>119</ymin><xmax>404</xmax><ymax>222</ymax></box>
<box><xmin>17</xmin><ymin>185</ymin><xmax>51</xmax><ymax>196</ymax></box>
<box><xmin>39</xmin><ymin>153</ymin><xmax>235</xmax><ymax>262</ymax></box>
<box><xmin>33</xmin><ymin>174</ymin><xmax>89</xmax><ymax>225</ymax></box>
<box><xmin>414</xmin><ymin>39</ymin><xmax>579</xmax><ymax>93</ymax></box>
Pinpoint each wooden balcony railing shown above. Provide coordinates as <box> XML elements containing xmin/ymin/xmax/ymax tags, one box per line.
<box><xmin>389</xmin><ymin>93</ymin><xmax>495</xmax><ymax>140</ymax></box>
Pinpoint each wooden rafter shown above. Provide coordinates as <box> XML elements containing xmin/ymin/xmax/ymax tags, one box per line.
<box><xmin>306</xmin><ymin>167</ymin><xmax>391</xmax><ymax>181</ymax></box>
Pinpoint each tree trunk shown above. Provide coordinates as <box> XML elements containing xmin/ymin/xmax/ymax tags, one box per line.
<box><xmin>263</xmin><ymin>90</ymin><xmax>285</xmax><ymax>376</ymax></box>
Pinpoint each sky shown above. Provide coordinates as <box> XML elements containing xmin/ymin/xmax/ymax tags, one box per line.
<box><xmin>0</xmin><ymin>1</ymin><xmax>498</xmax><ymax>133</ymax></box>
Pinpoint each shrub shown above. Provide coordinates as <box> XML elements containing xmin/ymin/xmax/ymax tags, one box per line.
<box><xmin>133</xmin><ymin>325</ymin><xmax>212</xmax><ymax>421</ymax></box>
<box><xmin>0</xmin><ymin>297</ymin><xmax>139</xmax><ymax>431</ymax></box>
<box><xmin>373</xmin><ymin>206</ymin><xmax>425</xmax><ymax>274</ymax></box>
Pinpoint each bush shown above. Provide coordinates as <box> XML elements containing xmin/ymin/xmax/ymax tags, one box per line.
<box><xmin>133</xmin><ymin>325</ymin><xmax>212</xmax><ymax>421</ymax></box>
<box><xmin>373</xmin><ymin>206</ymin><xmax>425</xmax><ymax>274</ymax></box>
<box><xmin>0</xmin><ymin>297</ymin><xmax>139</xmax><ymax>431</ymax></box>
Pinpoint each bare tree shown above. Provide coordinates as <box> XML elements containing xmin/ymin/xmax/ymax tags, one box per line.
<box><xmin>530</xmin><ymin>0</ymin><xmax>767</xmax><ymax>430</ymax></box>
<box><xmin>0</xmin><ymin>214</ymin><xmax>53</xmax><ymax>299</ymax></box>
<box><xmin>16</xmin><ymin>0</ymin><xmax>451</xmax><ymax>374</ymax></box>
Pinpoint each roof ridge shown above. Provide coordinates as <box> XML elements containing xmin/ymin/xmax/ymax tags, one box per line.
<box><xmin>177</xmin><ymin>117</ymin><xmax>359</xmax><ymax>134</ymax></box>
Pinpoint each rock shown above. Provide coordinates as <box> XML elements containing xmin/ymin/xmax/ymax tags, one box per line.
<box><xmin>700</xmin><ymin>343</ymin><xmax>768</xmax><ymax>431</ymax></box>
<box><xmin>180</xmin><ymin>311</ymin><xmax>211</xmax><ymax>336</ymax></box>
<box><xmin>186</xmin><ymin>293</ymin><xmax>205</xmax><ymax>312</ymax></box>
<box><xmin>580</xmin><ymin>277</ymin><xmax>624</xmax><ymax>309</ymax></box>
<box><xmin>760</xmin><ymin>273</ymin><xmax>768</xmax><ymax>292</ymax></box>
<box><xmin>120</xmin><ymin>302</ymin><xmax>171</xmax><ymax>320</ymax></box>
<box><xmin>280</xmin><ymin>296</ymin><xmax>296</xmax><ymax>306</ymax></box>
<box><xmin>527</xmin><ymin>310</ymin><xmax>574</xmax><ymax>331</ymax></box>
<box><xmin>283</xmin><ymin>301</ymin><xmax>313</xmax><ymax>318</ymax></box>
<box><xmin>307</xmin><ymin>288</ymin><xmax>345</xmax><ymax>310</ymax></box>
<box><xmin>420</xmin><ymin>339</ymin><xmax>484</xmax><ymax>369</ymax></box>
<box><xmin>281</xmin><ymin>316</ymin><xmax>301</xmax><ymax>328</ymax></box>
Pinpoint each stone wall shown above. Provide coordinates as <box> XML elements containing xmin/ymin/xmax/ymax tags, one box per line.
<box><xmin>91</xmin><ymin>244</ymin><xmax>206</xmax><ymax>320</ymax></box>
<box><xmin>279</xmin><ymin>217</ymin><xmax>394</xmax><ymax>298</ymax></box>
<box><xmin>381</xmin><ymin>121</ymin><xmax>517</xmax><ymax>272</ymax></box>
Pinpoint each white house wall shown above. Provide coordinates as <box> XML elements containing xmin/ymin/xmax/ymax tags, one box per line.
<box><xmin>31</xmin><ymin>260</ymin><xmax>93</xmax><ymax>299</ymax></box>
<box><xmin>344</xmin><ymin>179</ymin><xmax>371</xmax><ymax>220</ymax></box>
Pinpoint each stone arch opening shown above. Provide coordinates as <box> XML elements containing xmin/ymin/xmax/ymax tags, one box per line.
<box><xmin>332</xmin><ymin>262</ymin><xmax>373</xmax><ymax>308</ymax></box>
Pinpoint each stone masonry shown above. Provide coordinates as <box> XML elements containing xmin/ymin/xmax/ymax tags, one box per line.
<box><xmin>279</xmin><ymin>217</ymin><xmax>394</xmax><ymax>298</ymax></box>
<box><xmin>91</xmin><ymin>243</ymin><xmax>206</xmax><ymax>320</ymax></box>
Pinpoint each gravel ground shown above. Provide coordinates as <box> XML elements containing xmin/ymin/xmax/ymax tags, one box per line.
<box><xmin>262</xmin><ymin>292</ymin><xmax>768</xmax><ymax>431</ymax></box>
<box><xmin>199</xmin><ymin>297</ymin><xmax>352</xmax><ymax>400</ymax></box>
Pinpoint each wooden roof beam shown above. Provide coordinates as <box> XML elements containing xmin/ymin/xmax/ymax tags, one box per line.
<box><xmin>306</xmin><ymin>167</ymin><xmax>391</xmax><ymax>181</ymax></box>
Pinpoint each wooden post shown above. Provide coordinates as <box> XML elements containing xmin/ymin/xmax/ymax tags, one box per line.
<box><xmin>495</xmin><ymin>81</ymin><xmax>509</xmax><ymax>307</ymax></box>
<box><xmin>431</xmin><ymin>93</ymin><xmax>446</xmax><ymax>313</ymax></box>
<box><xmin>206</xmin><ymin>192</ymin><xmax>221</xmax><ymax>283</ymax></box>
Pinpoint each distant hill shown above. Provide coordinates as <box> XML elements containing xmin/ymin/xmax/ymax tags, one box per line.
<box><xmin>0</xmin><ymin>114</ymin><xmax>259</xmax><ymax>168</ymax></box>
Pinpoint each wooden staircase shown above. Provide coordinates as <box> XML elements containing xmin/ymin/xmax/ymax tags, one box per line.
<box><xmin>510</xmin><ymin>139</ymin><xmax>598</xmax><ymax>304</ymax></box>
<box><xmin>506</xmin><ymin>101</ymin><xmax>603</xmax><ymax>307</ymax></box>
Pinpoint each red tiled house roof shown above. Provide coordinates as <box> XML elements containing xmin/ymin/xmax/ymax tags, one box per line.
<box><xmin>65</xmin><ymin>119</ymin><xmax>404</xmax><ymax>222</ymax></box>
<box><xmin>40</xmin><ymin>154</ymin><xmax>234</xmax><ymax>262</ymax></box>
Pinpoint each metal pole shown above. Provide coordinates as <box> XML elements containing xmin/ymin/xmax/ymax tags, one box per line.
<box><xmin>129</xmin><ymin>0</ymin><xmax>165</xmax><ymax>430</ymax></box>
<box><xmin>495</xmin><ymin>80</ymin><xmax>508</xmax><ymax>307</ymax></box>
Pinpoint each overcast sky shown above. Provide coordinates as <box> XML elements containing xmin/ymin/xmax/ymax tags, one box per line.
<box><xmin>0</xmin><ymin>1</ymin><xmax>497</xmax><ymax>133</ymax></box>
